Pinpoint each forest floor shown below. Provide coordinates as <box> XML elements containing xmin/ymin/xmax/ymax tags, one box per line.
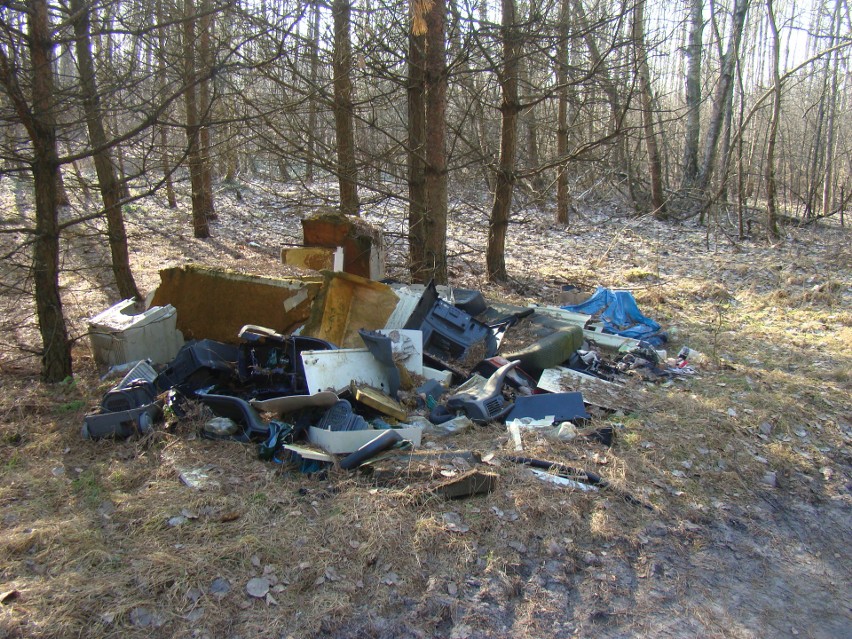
<box><xmin>0</xmin><ymin>178</ymin><xmax>850</xmax><ymax>639</ymax></box>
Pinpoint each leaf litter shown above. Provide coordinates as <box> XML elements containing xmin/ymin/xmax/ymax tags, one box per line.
<box><xmin>0</xmin><ymin>179</ymin><xmax>850</xmax><ymax>638</ymax></box>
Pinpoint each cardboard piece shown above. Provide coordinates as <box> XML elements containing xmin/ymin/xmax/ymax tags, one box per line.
<box><xmin>308</xmin><ymin>425</ymin><xmax>422</xmax><ymax>454</ymax></box>
<box><xmin>352</xmin><ymin>384</ymin><xmax>408</xmax><ymax>421</ymax></box>
<box><xmin>149</xmin><ymin>265</ymin><xmax>321</xmax><ymax>343</ymax></box>
<box><xmin>281</xmin><ymin>246</ymin><xmax>344</xmax><ymax>272</ymax></box>
<box><xmin>301</xmin><ymin>271</ymin><xmax>399</xmax><ymax>348</ymax></box>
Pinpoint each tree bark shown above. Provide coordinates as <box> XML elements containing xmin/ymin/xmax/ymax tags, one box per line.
<box><xmin>0</xmin><ymin>0</ymin><xmax>73</xmax><ymax>381</ymax></box>
<box><xmin>765</xmin><ymin>0</ymin><xmax>781</xmax><ymax>240</ymax></box>
<box><xmin>408</xmin><ymin>25</ymin><xmax>428</xmax><ymax>282</ymax></box>
<box><xmin>422</xmin><ymin>0</ymin><xmax>448</xmax><ymax>284</ymax></box>
<box><xmin>156</xmin><ymin>0</ymin><xmax>177</xmax><ymax>208</ymax></box>
<box><xmin>632</xmin><ymin>0</ymin><xmax>666</xmax><ymax>218</ymax></box>
<box><xmin>695</xmin><ymin>0</ymin><xmax>749</xmax><ymax>195</ymax></box>
<box><xmin>555</xmin><ymin>0</ymin><xmax>571</xmax><ymax>225</ymax></box>
<box><xmin>333</xmin><ymin>0</ymin><xmax>360</xmax><ymax>216</ymax></box>
<box><xmin>681</xmin><ymin>0</ymin><xmax>703</xmax><ymax>189</ymax></box>
<box><xmin>71</xmin><ymin>0</ymin><xmax>141</xmax><ymax>300</ymax></box>
<box><xmin>487</xmin><ymin>0</ymin><xmax>521</xmax><ymax>282</ymax></box>
<box><xmin>183</xmin><ymin>0</ymin><xmax>210</xmax><ymax>238</ymax></box>
<box><xmin>821</xmin><ymin>0</ymin><xmax>842</xmax><ymax>217</ymax></box>
<box><xmin>306</xmin><ymin>0</ymin><xmax>321</xmax><ymax>183</ymax></box>
<box><xmin>199</xmin><ymin>0</ymin><xmax>216</xmax><ymax>220</ymax></box>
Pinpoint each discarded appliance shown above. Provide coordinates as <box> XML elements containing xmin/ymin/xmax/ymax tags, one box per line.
<box><xmin>444</xmin><ymin>360</ymin><xmax>519</xmax><ymax>423</ymax></box>
<box><xmin>237</xmin><ymin>324</ymin><xmax>336</xmax><ymax>397</ymax></box>
<box><xmin>82</xmin><ymin>360</ymin><xmax>162</xmax><ymax>440</ymax></box>
<box><xmin>300</xmin><ymin>335</ymin><xmax>422</xmax><ymax>397</ymax></box>
<box><xmin>154</xmin><ymin>339</ymin><xmax>238</xmax><ymax>393</ymax></box>
<box><xmin>404</xmin><ymin>280</ymin><xmax>497</xmax><ymax>362</ymax></box>
<box><xmin>358</xmin><ymin>329</ymin><xmax>423</xmax><ymax>399</ymax></box>
<box><xmin>88</xmin><ymin>298</ymin><xmax>184</xmax><ymax>367</ymax></box>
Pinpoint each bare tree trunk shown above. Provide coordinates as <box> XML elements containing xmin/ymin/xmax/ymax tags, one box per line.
<box><xmin>633</xmin><ymin>0</ymin><xmax>666</xmax><ymax>218</ymax></box>
<box><xmin>156</xmin><ymin>0</ymin><xmax>177</xmax><ymax>208</ymax></box>
<box><xmin>695</xmin><ymin>0</ymin><xmax>749</xmax><ymax>195</ymax></box>
<box><xmin>199</xmin><ymin>0</ymin><xmax>216</xmax><ymax>220</ymax></box>
<box><xmin>487</xmin><ymin>0</ymin><xmax>520</xmax><ymax>282</ymax></box>
<box><xmin>306</xmin><ymin>0</ymin><xmax>321</xmax><ymax>183</ymax></box>
<box><xmin>71</xmin><ymin>0</ymin><xmax>141</xmax><ymax>300</ymax></box>
<box><xmin>821</xmin><ymin>0</ymin><xmax>842</xmax><ymax>216</ymax></box>
<box><xmin>333</xmin><ymin>0</ymin><xmax>359</xmax><ymax>216</ymax></box>
<box><xmin>571</xmin><ymin>0</ymin><xmax>628</xmax><ymax>178</ymax></box>
<box><xmin>55</xmin><ymin>170</ymin><xmax>70</xmax><ymax>205</ymax></box>
<box><xmin>0</xmin><ymin>0</ymin><xmax>72</xmax><ymax>381</ymax></box>
<box><xmin>681</xmin><ymin>0</ymin><xmax>703</xmax><ymax>189</ymax></box>
<box><xmin>408</xmin><ymin>25</ymin><xmax>428</xmax><ymax>282</ymax></box>
<box><xmin>183</xmin><ymin>0</ymin><xmax>210</xmax><ymax>237</ymax></box>
<box><xmin>765</xmin><ymin>0</ymin><xmax>781</xmax><ymax>240</ymax></box>
<box><xmin>555</xmin><ymin>0</ymin><xmax>571</xmax><ymax>225</ymax></box>
<box><xmin>423</xmin><ymin>0</ymin><xmax>448</xmax><ymax>284</ymax></box>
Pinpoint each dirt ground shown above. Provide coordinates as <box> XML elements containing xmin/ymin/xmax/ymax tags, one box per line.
<box><xmin>0</xmin><ymin>178</ymin><xmax>850</xmax><ymax>638</ymax></box>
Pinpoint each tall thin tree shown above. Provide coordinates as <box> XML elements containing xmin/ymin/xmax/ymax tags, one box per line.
<box><xmin>333</xmin><ymin>0</ymin><xmax>360</xmax><ymax>216</ymax></box>
<box><xmin>71</xmin><ymin>0</ymin><xmax>141</xmax><ymax>300</ymax></box>
<box><xmin>486</xmin><ymin>0</ymin><xmax>521</xmax><ymax>282</ymax></box>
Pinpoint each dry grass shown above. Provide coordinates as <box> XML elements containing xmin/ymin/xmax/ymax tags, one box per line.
<box><xmin>1</xmin><ymin>182</ymin><xmax>851</xmax><ymax>637</ymax></box>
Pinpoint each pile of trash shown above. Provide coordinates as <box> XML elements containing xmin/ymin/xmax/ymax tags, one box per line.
<box><xmin>83</xmin><ymin>267</ymin><xmax>701</xmax><ymax>504</ymax></box>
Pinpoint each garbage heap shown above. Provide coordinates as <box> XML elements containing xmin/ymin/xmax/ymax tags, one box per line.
<box><xmin>84</xmin><ymin>265</ymin><xmax>698</xmax><ymax>503</ymax></box>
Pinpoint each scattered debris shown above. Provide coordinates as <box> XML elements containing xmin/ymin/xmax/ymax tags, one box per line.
<box><xmin>81</xmin><ymin>278</ymin><xmax>675</xmax><ymax>518</ymax></box>
<box><xmin>246</xmin><ymin>577</ymin><xmax>270</xmax><ymax>598</ymax></box>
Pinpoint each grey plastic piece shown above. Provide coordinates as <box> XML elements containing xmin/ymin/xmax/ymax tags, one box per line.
<box><xmin>339</xmin><ymin>430</ymin><xmax>403</xmax><ymax>470</ymax></box>
<box><xmin>82</xmin><ymin>403</ymin><xmax>161</xmax><ymax>440</ymax></box>
<box><xmin>196</xmin><ymin>392</ymin><xmax>269</xmax><ymax>438</ymax></box>
<box><xmin>445</xmin><ymin>360</ymin><xmax>519</xmax><ymax>423</ymax></box>
<box><xmin>505</xmin><ymin>392</ymin><xmax>589</xmax><ymax>423</ymax></box>
<box><xmin>359</xmin><ymin>329</ymin><xmax>400</xmax><ymax>399</ymax></box>
<box><xmin>404</xmin><ymin>281</ymin><xmax>497</xmax><ymax>361</ymax></box>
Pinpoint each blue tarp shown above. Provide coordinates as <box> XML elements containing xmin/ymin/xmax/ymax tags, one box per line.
<box><xmin>562</xmin><ymin>287</ymin><xmax>666</xmax><ymax>346</ymax></box>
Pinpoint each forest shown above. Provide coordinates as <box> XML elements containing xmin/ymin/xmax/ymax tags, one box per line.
<box><xmin>0</xmin><ymin>2</ymin><xmax>850</xmax><ymax>638</ymax></box>
<box><xmin>0</xmin><ymin>0</ymin><xmax>849</xmax><ymax>380</ymax></box>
